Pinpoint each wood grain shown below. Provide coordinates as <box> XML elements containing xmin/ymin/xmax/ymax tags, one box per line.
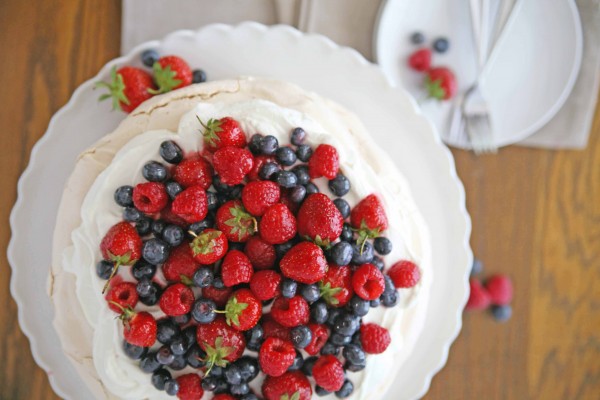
<box><xmin>0</xmin><ymin>0</ymin><xmax>598</xmax><ymax>399</ymax></box>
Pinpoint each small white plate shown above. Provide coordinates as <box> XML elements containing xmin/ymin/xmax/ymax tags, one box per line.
<box><xmin>374</xmin><ymin>0</ymin><xmax>583</xmax><ymax>149</ymax></box>
<box><xmin>9</xmin><ymin>23</ymin><xmax>471</xmax><ymax>399</ymax></box>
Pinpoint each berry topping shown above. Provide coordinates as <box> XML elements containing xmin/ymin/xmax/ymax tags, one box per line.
<box><xmin>320</xmin><ymin>264</ymin><xmax>353</xmax><ymax>307</ymax></box>
<box><xmin>297</xmin><ymin>193</ymin><xmax>344</xmax><ymax>246</ymax></box>
<box><xmin>485</xmin><ymin>274</ymin><xmax>513</xmax><ymax>306</ymax></box>
<box><xmin>172</xmin><ymin>156</ymin><xmax>213</xmax><ymax>189</ymax></box>
<box><xmin>114</xmin><ymin>185</ymin><xmax>134</xmax><ymax>207</ymax></box>
<box><xmin>106</xmin><ymin>282</ymin><xmax>138</xmax><ymax>313</ymax></box>
<box><xmin>225</xmin><ymin>289</ymin><xmax>262</xmax><ymax>331</ymax></box>
<box><xmin>351</xmin><ymin>194</ymin><xmax>389</xmax><ymax>249</ymax></box>
<box><xmin>242</xmin><ymin>180</ymin><xmax>281</xmax><ymax>217</ymax></box>
<box><xmin>150</xmin><ymin>55</ymin><xmax>192</xmax><ymax>94</ymax></box>
<box><xmin>199</xmin><ymin>117</ymin><xmax>247</xmax><ymax>152</ymax></box>
<box><xmin>304</xmin><ymin>323</ymin><xmax>329</xmax><ymax>355</ymax></box>
<box><xmin>259</xmin><ymin>337</ymin><xmax>296</xmax><ymax>377</ymax></box>
<box><xmin>159</xmin><ymin>140</ymin><xmax>183</xmax><ymax>164</ymax></box>
<box><xmin>360</xmin><ymin>323</ymin><xmax>391</xmax><ymax>354</ymax></box>
<box><xmin>132</xmin><ymin>182</ymin><xmax>168</xmax><ymax>214</ymax></box>
<box><xmin>280</xmin><ymin>242</ymin><xmax>327</xmax><ymax>284</ymax></box>
<box><xmin>388</xmin><ymin>260</ymin><xmax>421</xmax><ymax>288</ymax></box>
<box><xmin>466</xmin><ymin>279</ymin><xmax>492</xmax><ymax>310</ymax></box>
<box><xmin>352</xmin><ymin>264</ymin><xmax>385</xmax><ymax>300</ymax></box>
<box><xmin>270</xmin><ymin>296</ymin><xmax>310</xmax><ymax>328</ymax></box>
<box><xmin>121</xmin><ymin>308</ymin><xmax>157</xmax><ymax>347</ymax></box>
<box><xmin>262</xmin><ymin>371</ymin><xmax>312</xmax><ymax>400</ymax></box>
<box><xmin>203</xmin><ymin>285</ymin><xmax>233</xmax><ymax>308</ymax></box>
<box><xmin>221</xmin><ymin>250</ymin><xmax>254</xmax><ymax>287</ymax></box>
<box><xmin>213</xmin><ymin>147</ymin><xmax>254</xmax><ymax>185</ymax></box>
<box><xmin>171</xmin><ymin>185</ymin><xmax>208</xmax><ymax>223</ymax></box>
<box><xmin>408</xmin><ymin>48</ymin><xmax>432</xmax><ymax>72</ymax></box>
<box><xmin>216</xmin><ymin>200</ymin><xmax>257</xmax><ymax>242</ymax></box>
<box><xmin>244</xmin><ymin>236</ymin><xmax>276</xmax><ymax>270</ymax></box>
<box><xmin>100</xmin><ymin>222</ymin><xmax>142</xmax><ymax>291</ymax></box>
<box><xmin>176</xmin><ymin>373</ymin><xmax>204</xmax><ymax>400</ymax></box>
<box><xmin>162</xmin><ymin>244</ymin><xmax>199</xmax><ymax>282</ymax></box>
<box><xmin>159</xmin><ymin>283</ymin><xmax>195</xmax><ymax>316</ymax></box>
<box><xmin>312</xmin><ymin>354</ymin><xmax>345</xmax><ymax>392</ymax></box>
<box><xmin>308</xmin><ymin>144</ymin><xmax>339</xmax><ymax>179</ymax></box>
<box><xmin>189</xmin><ymin>229</ymin><xmax>228</xmax><ymax>264</ymax></box>
<box><xmin>248</xmin><ymin>155</ymin><xmax>277</xmax><ymax>181</ymax></box>
<box><xmin>259</xmin><ymin>203</ymin><xmax>297</xmax><ymax>245</ymax></box>
<box><xmin>250</xmin><ymin>270</ymin><xmax>282</xmax><ymax>301</ymax></box>
<box><xmin>96</xmin><ymin>66</ymin><xmax>156</xmax><ymax>113</ymax></box>
<box><xmin>196</xmin><ymin>317</ymin><xmax>246</xmax><ymax>369</ymax></box>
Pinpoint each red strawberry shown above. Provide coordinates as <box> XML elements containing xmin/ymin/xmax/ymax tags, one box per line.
<box><xmin>100</xmin><ymin>222</ymin><xmax>142</xmax><ymax>291</ymax></box>
<box><xmin>250</xmin><ymin>270</ymin><xmax>282</xmax><ymax>301</ymax></box>
<box><xmin>216</xmin><ymin>200</ymin><xmax>257</xmax><ymax>242</ymax></box>
<box><xmin>259</xmin><ymin>204</ymin><xmax>297</xmax><ymax>245</ymax></box>
<box><xmin>408</xmin><ymin>48</ymin><xmax>432</xmax><ymax>72</ymax></box>
<box><xmin>132</xmin><ymin>182</ymin><xmax>168</xmax><ymax>214</ymax></box>
<box><xmin>244</xmin><ymin>236</ymin><xmax>276</xmax><ymax>270</ymax></box>
<box><xmin>259</xmin><ymin>337</ymin><xmax>296</xmax><ymax>377</ymax></box>
<box><xmin>297</xmin><ymin>193</ymin><xmax>343</xmax><ymax>245</ymax></box>
<box><xmin>242</xmin><ymin>180</ymin><xmax>281</xmax><ymax>217</ymax></box>
<box><xmin>221</xmin><ymin>250</ymin><xmax>254</xmax><ymax>287</ymax></box>
<box><xmin>203</xmin><ymin>285</ymin><xmax>233</xmax><ymax>308</ymax></box>
<box><xmin>360</xmin><ymin>323</ymin><xmax>391</xmax><ymax>354</ymax></box>
<box><xmin>224</xmin><ymin>288</ymin><xmax>262</xmax><ymax>331</ymax></box>
<box><xmin>388</xmin><ymin>260</ymin><xmax>421</xmax><ymax>288</ymax></box>
<box><xmin>312</xmin><ymin>354</ymin><xmax>345</xmax><ymax>392</ymax></box>
<box><xmin>248</xmin><ymin>155</ymin><xmax>277</xmax><ymax>181</ymax></box>
<box><xmin>150</xmin><ymin>55</ymin><xmax>192</xmax><ymax>94</ymax></box>
<box><xmin>262</xmin><ymin>371</ymin><xmax>312</xmax><ymax>400</ymax></box>
<box><xmin>172</xmin><ymin>156</ymin><xmax>213</xmax><ymax>189</ymax></box>
<box><xmin>120</xmin><ymin>308</ymin><xmax>157</xmax><ymax>347</ymax></box>
<box><xmin>351</xmin><ymin>194</ymin><xmax>388</xmax><ymax>248</ymax></box>
<box><xmin>320</xmin><ymin>264</ymin><xmax>353</xmax><ymax>307</ymax></box>
<box><xmin>162</xmin><ymin>244</ymin><xmax>200</xmax><ymax>282</ymax></box>
<box><xmin>262</xmin><ymin>314</ymin><xmax>291</xmax><ymax>341</ymax></box>
<box><xmin>213</xmin><ymin>147</ymin><xmax>254</xmax><ymax>185</ymax></box>
<box><xmin>352</xmin><ymin>263</ymin><xmax>385</xmax><ymax>300</ymax></box>
<box><xmin>171</xmin><ymin>185</ymin><xmax>208</xmax><ymax>223</ymax></box>
<box><xmin>196</xmin><ymin>316</ymin><xmax>246</xmax><ymax>368</ymax></box>
<box><xmin>425</xmin><ymin>66</ymin><xmax>457</xmax><ymax>100</ymax></box>
<box><xmin>189</xmin><ymin>229</ymin><xmax>228</xmax><ymax>264</ymax></box>
<box><xmin>270</xmin><ymin>296</ymin><xmax>310</xmax><ymax>328</ymax></box>
<box><xmin>105</xmin><ymin>282</ymin><xmax>138</xmax><ymax>314</ymax></box>
<box><xmin>308</xmin><ymin>144</ymin><xmax>339</xmax><ymax>179</ymax></box>
<box><xmin>159</xmin><ymin>283</ymin><xmax>195</xmax><ymax>316</ymax></box>
<box><xmin>466</xmin><ymin>279</ymin><xmax>491</xmax><ymax>310</ymax></box>
<box><xmin>304</xmin><ymin>323</ymin><xmax>329</xmax><ymax>355</ymax></box>
<box><xmin>176</xmin><ymin>373</ymin><xmax>203</xmax><ymax>400</ymax></box>
<box><xmin>199</xmin><ymin>117</ymin><xmax>247</xmax><ymax>152</ymax></box>
<box><xmin>485</xmin><ymin>275</ymin><xmax>513</xmax><ymax>306</ymax></box>
<box><xmin>96</xmin><ymin>66</ymin><xmax>156</xmax><ymax>113</ymax></box>
<box><xmin>280</xmin><ymin>242</ymin><xmax>327</xmax><ymax>284</ymax></box>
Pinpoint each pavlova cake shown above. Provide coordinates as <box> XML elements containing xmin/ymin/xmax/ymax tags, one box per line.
<box><xmin>50</xmin><ymin>52</ymin><xmax>431</xmax><ymax>400</ymax></box>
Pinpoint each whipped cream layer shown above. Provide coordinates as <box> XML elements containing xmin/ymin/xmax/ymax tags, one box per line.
<box><xmin>58</xmin><ymin>81</ymin><xmax>431</xmax><ymax>400</ymax></box>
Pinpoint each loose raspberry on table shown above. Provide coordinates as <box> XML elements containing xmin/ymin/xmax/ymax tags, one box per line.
<box><xmin>466</xmin><ymin>279</ymin><xmax>492</xmax><ymax>310</ymax></box>
<box><xmin>485</xmin><ymin>274</ymin><xmax>513</xmax><ymax>306</ymax></box>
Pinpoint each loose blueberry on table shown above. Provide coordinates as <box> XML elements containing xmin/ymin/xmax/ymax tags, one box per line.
<box><xmin>96</xmin><ymin>114</ymin><xmax>422</xmax><ymax>399</ymax></box>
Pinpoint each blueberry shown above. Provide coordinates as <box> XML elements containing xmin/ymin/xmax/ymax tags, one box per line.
<box><xmin>123</xmin><ymin>206</ymin><xmax>143</xmax><ymax>222</ymax></box>
<box><xmin>181</xmin><ymin>326</ymin><xmax>197</xmax><ymax>348</ymax></box>
<box><xmin>139</xmin><ymin>289</ymin><xmax>161</xmax><ymax>306</ymax></box>
<box><xmin>292</xmin><ymin>165</ymin><xmax>310</xmax><ymax>185</ymax></box>
<box><xmin>169</xmin><ymin>336</ymin><xmax>188</xmax><ymax>356</ymax></box>
<box><xmin>229</xmin><ymin>184</ymin><xmax>243</xmax><ymax>200</ymax></box>
<box><xmin>114</xmin><ymin>185</ymin><xmax>134</xmax><ymax>207</ymax></box>
<box><xmin>351</xmin><ymin>241</ymin><xmax>374</xmax><ymax>264</ymax></box>
<box><xmin>202</xmin><ymin>376</ymin><xmax>219</xmax><ymax>391</ymax></box>
<box><xmin>343</xmin><ymin>344</ymin><xmax>366</xmax><ymax>366</ymax></box>
<box><xmin>244</xmin><ymin>324</ymin><xmax>264</xmax><ymax>348</ymax></box>
<box><xmin>281</xmin><ymin>279</ymin><xmax>298</xmax><ymax>298</ymax></box>
<box><xmin>351</xmin><ymin>332</ymin><xmax>362</xmax><ymax>347</ymax></box>
<box><xmin>189</xmin><ymin>215</ymin><xmax>215</xmax><ymax>235</ymax></box>
<box><xmin>288</xmin><ymin>349</ymin><xmax>304</xmax><ymax>371</ymax></box>
<box><xmin>165</xmin><ymin>180</ymin><xmax>183</xmax><ymax>199</ymax></box>
<box><xmin>373</xmin><ymin>237</ymin><xmax>392</xmax><ymax>255</ymax></box>
<box><xmin>230</xmin><ymin>383</ymin><xmax>250</xmax><ymax>396</ymax></box>
<box><xmin>259</xmin><ymin>162</ymin><xmax>280</xmax><ymax>180</ymax></box>
<box><xmin>276</xmin><ymin>146</ymin><xmax>297</xmax><ymax>166</ymax></box>
<box><xmin>156</xmin><ymin>346</ymin><xmax>175</xmax><ymax>365</ymax></box>
<box><xmin>260</xmin><ymin>135</ymin><xmax>279</xmax><ymax>155</ymax></box>
<box><xmin>236</xmin><ymin>356</ymin><xmax>259</xmax><ymax>382</ymax></box>
<box><xmin>213</xmin><ymin>378</ymin><xmax>228</xmax><ymax>394</ymax></box>
<box><xmin>171</xmin><ymin>313</ymin><xmax>191</xmax><ymax>326</ymax></box>
<box><xmin>210</xmin><ymin>365</ymin><xmax>224</xmax><ymax>378</ymax></box>
<box><xmin>151</xmin><ymin>368</ymin><xmax>171</xmax><ymax>390</ymax></box>
<box><xmin>96</xmin><ymin>260</ymin><xmax>113</xmax><ymax>280</ymax></box>
<box><xmin>142</xmin><ymin>161</ymin><xmax>168</xmax><ymax>182</ymax></box>
<box><xmin>225</xmin><ymin>364</ymin><xmax>243</xmax><ymax>385</ymax></box>
<box><xmin>345</xmin><ymin>360</ymin><xmax>365</xmax><ymax>372</ymax></box>
<box><xmin>248</xmin><ymin>134</ymin><xmax>263</xmax><ymax>155</ymax></box>
<box><xmin>290</xmin><ymin>325</ymin><xmax>312</xmax><ymax>349</ymax></box>
<box><xmin>139</xmin><ymin>351</ymin><xmax>161</xmax><ymax>373</ymax></box>
<box><xmin>305</xmin><ymin>182</ymin><xmax>319</xmax><ymax>195</ymax></box>
<box><xmin>381</xmin><ymin>290</ymin><xmax>398</xmax><ymax>307</ymax></box>
<box><xmin>151</xmin><ymin>219</ymin><xmax>167</xmax><ymax>236</ymax></box>
<box><xmin>329</xmin><ymin>173</ymin><xmax>350</xmax><ymax>196</ymax></box>
<box><xmin>192</xmin><ymin>69</ymin><xmax>207</xmax><ymax>83</ymax></box>
<box><xmin>316</xmin><ymin>386</ymin><xmax>331</xmax><ymax>396</ymax></box>
<box><xmin>370</xmin><ymin>298</ymin><xmax>381</xmax><ymax>308</ymax></box>
<box><xmin>335</xmin><ymin>379</ymin><xmax>354</xmax><ymax>398</ymax></box>
<box><xmin>141</xmin><ymin>49</ymin><xmax>159</xmax><ymax>67</ymax></box>
<box><xmin>241</xmin><ymin>394</ymin><xmax>259</xmax><ymax>400</ymax></box>
<box><xmin>132</xmin><ymin>260</ymin><xmax>156</xmax><ymax>281</ymax></box>
<box><xmin>136</xmin><ymin>279</ymin><xmax>157</xmax><ymax>297</ymax></box>
<box><xmin>296</xmin><ymin>144</ymin><xmax>313</xmax><ymax>162</ymax></box>
<box><xmin>471</xmin><ymin>258</ymin><xmax>483</xmax><ymax>276</ymax></box>
<box><xmin>164</xmin><ymin>379</ymin><xmax>180</xmax><ymax>396</ymax></box>
<box><xmin>134</xmin><ymin>216</ymin><xmax>151</xmax><ymax>235</ymax></box>
<box><xmin>142</xmin><ymin>238</ymin><xmax>170</xmax><ymax>264</ymax></box>
<box><xmin>433</xmin><ymin>37</ymin><xmax>450</xmax><ymax>53</ymax></box>
<box><xmin>275</xmin><ymin>170</ymin><xmax>298</xmax><ymax>188</ymax></box>
<box><xmin>122</xmin><ymin>340</ymin><xmax>147</xmax><ymax>360</ymax></box>
<box><xmin>333</xmin><ymin>313</ymin><xmax>360</xmax><ymax>337</ymax></box>
<box><xmin>300</xmin><ymin>284</ymin><xmax>320</xmax><ymax>303</ymax></box>
<box><xmin>213</xmin><ymin>276</ymin><xmax>225</xmax><ymax>289</ymax></box>
<box><xmin>274</xmin><ymin>241</ymin><xmax>295</xmax><ymax>259</ymax></box>
<box><xmin>213</xmin><ymin>175</ymin><xmax>233</xmax><ymax>193</ymax></box>
<box><xmin>170</xmin><ymin>354</ymin><xmax>187</xmax><ymax>370</ymax></box>
<box><xmin>383</xmin><ymin>275</ymin><xmax>395</xmax><ymax>295</ymax></box>
<box><xmin>311</xmin><ymin>301</ymin><xmax>329</xmax><ymax>324</ymax></box>
<box><xmin>333</xmin><ymin>198</ymin><xmax>351</xmax><ymax>219</ymax></box>
<box><xmin>328</xmin><ymin>241</ymin><xmax>353</xmax><ymax>266</ymax></box>
<box><xmin>186</xmin><ymin>345</ymin><xmax>207</xmax><ymax>368</ymax></box>
<box><xmin>302</xmin><ymin>356</ymin><xmax>318</xmax><ymax>376</ymax></box>
<box><xmin>326</xmin><ymin>308</ymin><xmax>342</xmax><ymax>328</ymax></box>
<box><xmin>193</xmin><ymin>267</ymin><xmax>213</xmax><ymax>288</ymax></box>
<box><xmin>229</xmin><ymin>241</ymin><xmax>245</xmax><ymax>252</ymax></box>
<box><xmin>156</xmin><ymin>319</ymin><xmax>180</xmax><ymax>344</ymax></box>
<box><xmin>159</xmin><ymin>140</ymin><xmax>183</xmax><ymax>164</ymax></box>
<box><xmin>371</xmin><ymin>256</ymin><xmax>384</xmax><ymax>271</ymax></box>
<box><xmin>206</xmin><ymin>191</ymin><xmax>219</xmax><ymax>211</ymax></box>
<box><xmin>340</xmin><ymin>224</ymin><xmax>353</xmax><ymax>242</ymax></box>
<box><xmin>320</xmin><ymin>342</ymin><xmax>340</xmax><ymax>355</ymax></box>
<box><xmin>289</xmin><ymin>185</ymin><xmax>307</xmax><ymax>203</ymax></box>
<box><xmin>162</xmin><ymin>224</ymin><xmax>184</xmax><ymax>247</ymax></box>
<box><xmin>347</xmin><ymin>296</ymin><xmax>370</xmax><ymax>317</ymax></box>
<box><xmin>191</xmin><ymin>298</ymin><xmax>217</xmax><ymax>323</ymax></box>
<box><xmin>290</xmin><ymin>127</ymin><xmax>306</xmax><ymax>145</ymax></box>
<box><xmin>410</xmin><ymin>32</ymin><xmax>425</xmax><ymax>45</ymax></box>
<box><xmin>491</xmin><ymin>305</ymin><xmax>512</xmax><ymax>322</ymax></box>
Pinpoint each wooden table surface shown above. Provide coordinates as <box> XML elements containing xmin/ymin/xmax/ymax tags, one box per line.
<box><xmin>1</xmin><ymin>1</ymin><xmax>599</xmax><ymax>399</ymax></box>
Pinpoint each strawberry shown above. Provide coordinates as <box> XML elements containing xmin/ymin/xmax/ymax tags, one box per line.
<box><xmin>176</xmin><ymin>373</ymin><xmax>204</xmax><ymax>400</ymax></box>
<box><xmin>304</xmin><ymin>323</ymin><xmax>329</xmax><ymax>355</ymax></box>
<box><xmin>199</xmin><ymin>117</ymin><xmax>247</xmax><ymax>152</ymax></box>
<box><xmin>221</xmin><ymin>250</ymin><xmax>254</xmax><ymax>287</ymax></box>
<box><xmin>100</xmin><ymin>222</ymin><xmax>142</xmax><ymax>291</ymax></box>
<box><xmin>360</xmin><ymin>323</ymin><xmax>391</xmax><ymax>354</ymax></box>
<box><xmin>280</xmin><ymin>242</ymin><xmax>327</xmax><ymax>284</ymax></box>
<box><xmin>319</xmin><ymin>264</ymin><xmax>353</xmax><ymax>307</ymax></box>
<box><xmin>297</xmin><ymin>193</ymin><xmax>343</xmax><ymax>245</ymax></box>
<box><xmin>105</xmin><ymin>282</ymin><xmax>138</xmax><ymax>313</ymax></box>
<box><xmin>244</xmin><ymin>235</ymin><xmax>276</xmax><ymax>270</ymax></box>
<box><xmin>352</xmin><ymin>263</ymin><xmax>385</xmax><ymax>300</ymax></box>
<box><xmin>270</xmin><ymin>296</ymin><xmax>310</xmax><ymax>328</ymax></box>
<box><xmin>224</xmin><ymin>288</ymin><xmax>262</xmax><ymax>331</ymax></box>
<box><xmin>351</xmin><ymin>194</ymin><xmax>388</xmax><ymax>249</ymax></box>
<box><xmin>196</xmin><ymin>316</ymin><xmax>246</xmax><ymax>370</ymax></box>
<box><xmin>189</xmin><ymin>228</ymin><xmax>228</xmax><ymax>264</ymax></box>
<box><xmin>159</xmin><ymin>283</ymin><xmax>195</xmax><ymax>316</ymax></box>
<box><xmin>203</xmin><ymin>285</ymin><xmax>233</xmax><ymax>308</ymax></box>
<box><xmin>248</xmin><ymin>155</ymin><xmax>277</xmax><ymax>181</ymax></box>
<box><xmin>425</xmin><ymin>66</ymin><xmax>457</xmax><ymax>100</ymax></box>
<box><xmin>262</xmin><ymin>371</ymin><xmax>312</xmax><ymax>400</ymax></box>
<box><xmin>172</xmin><ymin>156</ymin><xmax>213</xmax><ymax>189</ymax></box>
<box><xmin>312</xmin><ymin>354</ymin><xmax>345</xmax><ymax>392</ymax></box>
<box><xmin>213</xmin><ymin>147</ymin><xmax>254</xmax><ymax>185</ymax></box>
<box><xmin>262</xmin><ymin>314</ymin><xmax>291</xmax><ymax>341</ymax></box>
<box><xmin>466</xmin><ymin>279</ymin><xmax>491</xmax><ymax>310</ymax></box>
<box><xmin>485</xmin><ymin>275</ymin><xmax>513</xmax><ymax>306</ymax></box>
<box><xmin>119</xmin><ymin>307</ymin><xmax>157</xmax><ymax>347</ymax></box>
<box><xmin>162</xmin><ymin>244</ymin><xmax>199</xmax><ymax>282</ymax></box>
<box><xmin>96</xmin><ymin>66</ymin><xmax>156</xmax><ymax>113</ymax></box>
<box><xmin>388</xmin><ymin>260</ymin><xmax>421</xmax><ymax>288</ymax></box>
<box><xmin>216</xmin><ymin>200</ymin><xmax>257</xmax><ymax>242</ymax></box>
<box><xmin>242</xmin><ymin>180</ymin><xmax>281</xmax><ymax>217</ymax></box>
<box><xmin>171</xmin><ymin>185</ymin><xmax>208</xmax><ymax>223</ymax></box>
<box><xmin>259</xmin><ymin>204</ymin><xmax>297</xmax><ymax>245</ymax></box>
<box><xmin>408</xmin><ymin>48</ymin><xmax>432</xmax><ymax>72</ymax></box>
<box><xmin>150</xmin><ymin>55</ymin><xmax>192</xmax><ymax>94</ymax></box>
<box><xmin>250</xmin><ymin>270</ymin><xmax>282</xmax><ymax>301</ymax></box>
<box><xmin>160</xmin><ymin>202</ymin><xmax>189</xmax><ymax>227</ymax></box>
<box><xmin>259</xmin><ymin>337</ymin><xmax>296</xmax><ymax>377</ymax></box>
<box><xmin>308</xmin><ymin>144</ymin><xmax>339</xmax><ymax>179</ymax></box>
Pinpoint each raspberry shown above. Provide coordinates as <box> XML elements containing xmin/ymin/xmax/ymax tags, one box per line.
<box><xmin>221</xmin><ymin>250</ymin><xmax>254</xmax><ymax>287</ymax></box>
<box><xmin>172</xmin><ymin>156</ymin><xmax>213</xmax><ymax>189</ymax></box>
<box><xmin>244</xmin><ymin>236</ymin><xmax>276</xmax><ymax>270</ymax></box>
<box><xmin>259</xmin><ymin>337</ymin><xmax>296</xmax><ymax>377</ymax></box>
<box><xmin>162</xmin><ymin>244</ymin><xmax>199</xmax><ymax>282</ymax></box>
<box><xmin>159</xmin><ymin>283</ymin><xmax>195</xmax><ymax>316</ymax></box>
<box><xmin>213</xmin><ymin>146</ymin><xmax>254</xmax><ymax>185</ymax></box>
<box><xmin>279</xmin><ymin>242</ymin><xmax>327</xmax><ymax>284</ymax></box>
<box><xmin>262</xmin><ymin>371</ymin><xmax>312</xmax><ymax>400</ymax></box>
<box><xmin>250</xmin><ymin>270</ymin><xmax>282</xmax><ymax>301</ymax></box>
<box><xmin>202</xmin><ymin>285</ymin><xmax>233</xmax><ymax>307</ymax></box>
<box><xmin>360</xmin><ymin>323</ymin><xmax>391</xmax><ymax>354</ymax></box>
<box><xmin>259</xmin><ymin>203</ymin><xmax>297</xmax><ymax>245</ymax></box>
<box><xmin>176</xmin><ymin>373</ymin><xmax>203</xmax><ymax>400</ymax></box>
<box><xmin>242</xmin><ymin>180</ymin><xmax>281</xmax><ymax>216</ymax></box>
<box><xmin>105</xmin><ymin>282</ymin><xmax>138</xmax><ymax>313</ymax></box>
<box><xmin>388</xmin><ymin>260</ymin><xmax>421</xmax><ymax>289</ymax></box>
<box><xmin>304</xmin><ymin>323</ymin><xmax>329</xmax><ymax>355</ymax></box>
<box><xmin>408</xmin><ymin>48</ymin><xmax>432</xmax><ymax>72</ymax></box>
<box><xmin>485</xmin><ymin>274</ymin><xmax>513</xmax><ymax>306</ymax></box>
<box><xmin>312</xmin><ymin>354</ymin><xmax>345</xmax><ymax>392</ymax></box>
<box><xmin>171</xmin><ymin>185</ymin><xmax>208</xmax><ymax>223</ymax></box>
<box><xmin>466</xmin><ymin>279</ymin><xmax>491</xmax><ymax>310</ymax></box>
<box><xmin>132</xmin><ymin>182</ymin><xmax>168</xmax><ymax>213</ymax></box>
<box><xmin>308</xmin><ymin>144</ymin><xmax>339</xmax><ymax>179</ymax></box>
<box><xmin>271</xmin><ymin>296</ymin><xmax>310</xmax><ymax>328</ymax></box>
<box><xmin>352</xmin><ymin>264</ymin><xmax>385</xmax><ymax>300</ymax></box>
<box><xmin>262</xmin><ymin>314</ymin><xmax>291</xmax><ymax>341</ymax></box>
